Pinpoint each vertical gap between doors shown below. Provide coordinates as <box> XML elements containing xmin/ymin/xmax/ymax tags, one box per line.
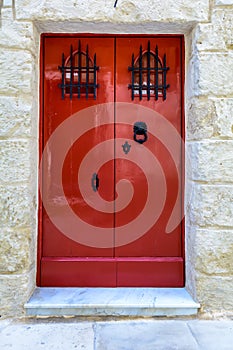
<box><xmin>114</xmin><ymin>37</ymin><xmax>117</xmax><ymax>285</ymax></box>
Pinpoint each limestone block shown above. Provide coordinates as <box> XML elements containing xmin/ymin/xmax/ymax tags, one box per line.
<box><xmin>0</xmin><ymin>184</ymin><xmax>35</xmax><ymax>227</ymax></box>
<box><xmin>3</xmin><ymin>0</ymin><xmax>13</xmax><ymax>6</ymax></box>
<box><xmin>0</xmin><ymin>18</ymin><xmax>34</xmax><ymax>51</ymax></box>
<box><xmin>185</xmin><ymin>98</ymin><xmax>233</xmax><ymax>140</ymax></box>
<box><xmin>0</xmin><ymin>140</ymin><xmax>31</xmax><ymax>183</ymax></box>
<box><xmin>198</xmin><ymin>53</ymin><xmax>233</xmax><ymax>96</ymax></box>
<box><xmin>0</xmin><ymin>227</ymin><xmax>33</xmax><ymax>274</ymax></box>
<box><xmin>213</xmin><ymin>98</ymin><xmax>233</xmax><ymax>139</ymax></box>
<box><xmin>188</xmin><ymin>183</ymin><xmax>233</xmax><ymax>227</ymax></box>
<box><xmin>0</xmin><ymin>96</ymin><xmax>33</xmax><ymax>137</ymax></box>
<box><xmin>196</xmin><ymin>274</ymin><xmax>233</xmax><ymax>313</ymax></box>
<box><xmin>187</xmin><ymin>141</ymin><xmax>233</xmax><ymax>182</ymax></box>
<box><xmin>216</xmin><ymin>0</ymin><xmax>233</xmax><ymax>5</ymax></box>
<box><xmin>191</xmin><ymin>228</ymin><xmax>233</xmax><ymax>275</ymax></box>
<box><xmin>0</xmin><ymin>269</ymin><xmax>35</xmax><ymax>318</ymax></box>
<box><xmin>185</xmin><ymin>224</ymin><xmax>200</xmax><ymax>299</ymax></box>
<box><xmin>212</xmin><ymin>9</ymin><xmax>233</xmax><ymax>49</ymax></box>
<box><xmin>186</xmin><ymin>98</ymin><xmax>216</xmax><ymax>140</ymax></box>
<box><xmin>193</xmin><ymin>9</ymin><xmax>233</xmax><ymax>51</ymax></box>
<box><xmin>15</xmin><ymin>0</ymin><xmax>209</xmax><ymax>22</ymax></box>
<box><xmin>0</xmin><ymin>49</ymin><xmax>33</xmax><ymax>95</ymax></box>
<box><xmin>187</xmin><ymin>98</ymin><xmax>233</xmax><ymax>140</ymax></box>
<box><xmin>192</xmin><ymin>24</ymin><xmax>226</xmax><ymax>52</ymax></box>
<box><xmin>186</xmin><ymin>55</ymin><xmax>200</xmax><ymax>99</ymax></box>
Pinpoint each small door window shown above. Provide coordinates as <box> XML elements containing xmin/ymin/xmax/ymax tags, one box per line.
<box><xmin>58</xmin><ymin>40</ymin><xmax>99</xmax><ymax>100</ymax></box>
<box><xmin>128</xmin><ymin>41</ymin><xmax>169</xmax><ymax>101</ymax></box>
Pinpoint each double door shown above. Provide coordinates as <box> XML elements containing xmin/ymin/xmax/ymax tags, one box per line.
<box><xmin>39</xmin><ymin>35</ymin><xmax>184</xmax><ymax>287</ymax></box>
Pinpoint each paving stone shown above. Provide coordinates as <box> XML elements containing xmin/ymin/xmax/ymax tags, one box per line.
<box><xmin>188</xmin><ymin>320</ymin><xmax>233</xmax><ymax>350</ymax></box>
<box><xmin>95</xmin><ymin>320</ymin><xmax>199</xmax><ymax>350</ymax></box>
<box><xmin>0</xmin><ymin>322</ymin><xmax>94</xmax><ymax>350</ymax></box>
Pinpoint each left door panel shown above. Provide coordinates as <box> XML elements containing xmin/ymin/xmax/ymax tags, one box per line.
<box><xmin>40</xmin><ymin>36</ymin><xmax>115</xmax><ymax>286</ymax></box>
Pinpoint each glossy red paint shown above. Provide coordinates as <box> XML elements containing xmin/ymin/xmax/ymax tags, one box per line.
<box><xmin>39</xmin><ymin>35</ymin><xmax>184</xmax><ymax>287</ymax></box>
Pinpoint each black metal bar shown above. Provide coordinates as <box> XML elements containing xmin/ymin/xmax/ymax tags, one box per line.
<box><xmin>163</xmin><ymin>53</ymin><xmax>167</xmax><ymax>100</ymax></box>
<box><xmin>61</xmin><ymin>53</ymin><xmax>65</xmax><ymax>99</ymax></box>
<box><xmin>139</xmin><ymin>45</ymin><xmax>143</xmax><ymax>100</ymax></box>
<box><xmin>70</xmin><ymin>45</ymin><xmax>73</xmax><ymax>100</ymax></box>
<box><xmin>65</xmin><ymin>66</ymin><xmax>96</xmax><ymax>71</ymax></box>
<box><xmin>147</xmin><ymin>41</ymin><xmax>151</xmax><ymax>101</ymax></box>
<box><xmin>114</xmin><ymin>0</ymin><xmax>118</xmax><ymax>7</ymax></box>
<box><xmin>93</xmin><ymin>53</ymin><xmax>97</xmax><ymax>100</ymax></box>
<box><xmin>86</xmin><ymin>44</ymin><xmax>89</xmax><ymax>99</ymax></box>
<box><xmin>131</xmin><ymin>53</ymin><xmax>135</xmax><ymax>100</ymax></box>
<box><xmin>155</xmin><ymin>45</ymin><xmax>159</xmax><ymax>100</ymax></box>
<box><xmin>78</xmin><ymin>40</ymin><xmax>81</xmax><ymax>99</ymax></box>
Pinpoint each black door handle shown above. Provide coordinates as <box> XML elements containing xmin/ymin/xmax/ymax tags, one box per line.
<box><xmin>91</xmin><ymin>173</ymin><xmax>99</xmax><ymax>192</ymax></box>
<box><xmin>133</xmin><ymin>121</ymin><xmax>148</xmax><ymax>144</ymax></box>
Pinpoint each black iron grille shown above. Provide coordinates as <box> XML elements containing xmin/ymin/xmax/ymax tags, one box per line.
<box><xmin>58</xmin><ymin>40</ymin><xmax>99</xmax><ymax>100</ymax></box>
<box><xmin>128</xmin><ymin>41</ymin><xmax>170</xmax><ymax>101</ymax></box>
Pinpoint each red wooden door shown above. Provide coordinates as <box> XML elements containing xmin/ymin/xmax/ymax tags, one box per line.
<box><xmin>39</xmin><ymin>35</ymin><xmax>184</xmax><ymax>287</ymax></box>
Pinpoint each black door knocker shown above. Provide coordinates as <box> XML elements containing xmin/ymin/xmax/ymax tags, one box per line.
<box><xmin>133</xmin><ymin>121</ymin><xmax>148</xmax><ymax>144</ymax></box>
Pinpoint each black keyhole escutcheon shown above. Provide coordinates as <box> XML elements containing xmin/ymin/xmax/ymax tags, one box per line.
<box><xmin>91</xmin><ymin>173</ymin><xmax>99</xmax><ymax>192</ymax></box>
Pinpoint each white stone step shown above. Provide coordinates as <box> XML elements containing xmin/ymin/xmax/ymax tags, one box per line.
<box><xmin>25</xmin><ymin>287</ymin><xmax>200</xmax><ymax>317</ymax></box>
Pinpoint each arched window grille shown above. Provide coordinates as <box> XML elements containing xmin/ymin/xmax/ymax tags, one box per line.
<box><xmin>58</xmin><ymin>41</ymin><xmax>99</xmax><ymax>100</ymax></box>
<box><xmin>128</xmin><ymin>41</ymin><xmax>170</xmax><ymax>101</ymax></box>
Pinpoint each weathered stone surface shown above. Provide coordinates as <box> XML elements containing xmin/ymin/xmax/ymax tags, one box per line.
<box><xmin>186</xmin><ymin>55</ymin><xmax>199</xmax><ymax>99</ymax></box>
<box><xmin>186</xmin><ymin>98</ymin><xmax>216</xmax><ymax>140</ymax></box>
<box><xmin>95</xmin><ymin>321</ymin><xmax>198</xmax><ymax>350</ymax></box>
<box><xmin>188</xmin><ymin>53</ymin><xmax>233</xmax><ymax>98</ymax></box>
<box><xmin>0</xmin><ymin>269</ymin><xmax>35</xmax><ymax>318</ymax></box>
<box><xmin>0</xmin><ymin>17</ymin><xmax>34</xmax><ymax>51</ymax></box>
<box><xmin>0</xmin><ymin>227</ymin><xmax>33</xmax><ymax>274</ymax></box>
<box><xmin>190</xmin><ymin>228</ymin><xmax>233</xmax><ymax>275</ymax></box>
<box><xmin>198</xmin><ymin>53</ymin><xmax>233</xmax><ymax>96</ymax></box>
<box><xmin>193</xmin><ymin>9</ymin><xmax>233</xmax><ymax>51</ymax></box>
<box><xmin>34</xmin><ymin>19</ymin><xmax>194</xmax><ymax>34</ymax></box>
<box><xmin>216</xmin><ymin>0</ymin><xmax>233</xmax><ymax>5</ymax></box>
<box><xmin>192</xmin><ymin>23</ymin><xmax>225</xmax><ymax>53</ymax></box>
<box><xmin>1</xmin><ymin>320</ymin><xmax>233</xmax><ymax>350</ymax></box>
<box><xmin>0</xmin><ymin>96</ymin><xmax>33</xmax><ymax>138</ymax></box>
<box><xmin>0</xmin><ymin>49</ymin><xmax>33</xmax><ymax>95</ymax></box>
<box><xmin>188</xmin><ymin>183</ymin><xmax>233</xmax><ymax>227</ymax></box>
<box><xmin>213</xmin><ymin>98</ymin><xmax>233</xmax><ymax>139</ymax></box>
<box><xmin>2</xmin><ymin>0</ymin><xmax>12</xmax><ymax>6</ymax></box>
<box><xmin>15</xmin><ymin>0</ymin><xmax>209</xmax><ymax>22</ymax></box>
<box><xmin>187</xmin><ymin>141</ymin><xmax>233</xmax><ymax>182</ymax></box>
<box><xmin>0</xmin><ymin>140</ymin><xmax>31</xmax><ymax>183</ymax></box>
<box><xmin>0</xmin><ymin>184</ymin><xmax>35</xmax><ymax>227</ymax></box>
<box><xmin>185</xmin><ymin>225</ymin><xmax>198</xmax><ymax>300</ymax></box>
<box><xmin>196</xmin><ymin>275</ymin><xmax>233</xmax><ymax>313</ymax></box>
<box><xmin>0</xmin><ymin>322</ymin><xmax>95</xmax><ymax>349</ymax></box>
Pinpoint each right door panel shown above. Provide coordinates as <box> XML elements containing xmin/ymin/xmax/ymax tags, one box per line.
<box><xmin>115</xmin><ymin>37</ymin><xmax>184</xmax><ymax>286</ymax></box>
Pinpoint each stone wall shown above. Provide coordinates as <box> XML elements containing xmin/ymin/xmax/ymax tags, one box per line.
<box><xmin>185</xmin><ymin>1</ymin><xmax>233</xmax><ymax>316</ymax></box>
<box><xmin>0</xmin><ymin>0</ymin><xmax>232</xmax><ymax>318</ymax></box>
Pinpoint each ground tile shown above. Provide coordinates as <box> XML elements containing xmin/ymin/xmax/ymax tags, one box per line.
<box><xmin>95</xmin><ymin>320</ymin><xmax>199</xmax><ymax>350</ymax></box>
<box><xmin>187</xmin><ymin>320</ymin><xmax>233</xmax><ymax>350</ymax></box>
<box><xmin>0</xmin><ymin>322</ymin><xmax>94</xmax><ymax>350</ymax></box>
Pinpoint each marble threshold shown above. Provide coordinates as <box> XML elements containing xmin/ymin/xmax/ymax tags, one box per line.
<box><xmin>25</xmin><ymin>287</ymin><xmax>200</xmax><ymax>317</ymax></box>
